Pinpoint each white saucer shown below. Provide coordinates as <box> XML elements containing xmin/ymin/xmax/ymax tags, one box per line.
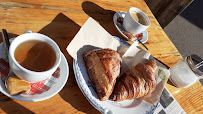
<box><xmin>0</xmin><ymin>38</ymin><xmax>69</xmax><ymax>102</ymax></box>
<box><xmin>113</xmin><ymin>11</ymin><xmax>148</xmax><ymax>43</ymax></box>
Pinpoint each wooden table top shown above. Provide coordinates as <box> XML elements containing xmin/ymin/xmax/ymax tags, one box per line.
<box><xmin>0</xmin><ymin>0</ymin><xmax>202</xmax><ymax>113</ymax></box>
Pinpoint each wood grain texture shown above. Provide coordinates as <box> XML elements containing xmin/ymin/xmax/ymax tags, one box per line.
<box><xmin>166</xmin><ymin>82</ymin><xmax>203</xmax><ymax>114</ymax></box>
<box><xmin>0</xmin><ymin>0</ymin><xmax>201</xmax><ymax>114</ymax></box>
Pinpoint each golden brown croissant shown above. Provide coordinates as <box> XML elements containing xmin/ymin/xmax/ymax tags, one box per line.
<box><xmin>83</xmin><ymin>49</ymin><xmax>122</xmax><ymax>101</ymax></box>
<box><xmin>110</xmin><ymin>60</ymin><xmax>157</xmax><ymax>101</ymax></box>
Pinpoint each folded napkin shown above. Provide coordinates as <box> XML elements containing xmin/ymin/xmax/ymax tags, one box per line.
<box><xmin>67</xmin><ymin>17</ymin><xmax>129</xmax><ymax>67</ymax></box>
<box><xmin>0</xmin><ymin>58</ymin><xmax>60</xmax><ymax>95</ymax></box>
<box><xmin>67</xmin><ymin>17</ymin><xmax>169</xmax><ymax>105</ymax></box>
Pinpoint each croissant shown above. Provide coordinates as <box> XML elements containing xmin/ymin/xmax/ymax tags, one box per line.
<box><xmin>110</xmin><ymin>60</ymin><xmax>157</xmax><ymax>101</ymax></box>
<box><xmin>83</xmin><ymin>49</ymin><xmax>122</xmax><ymax>101</ymax></box>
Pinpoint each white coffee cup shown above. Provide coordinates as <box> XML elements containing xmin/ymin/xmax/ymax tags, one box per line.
<box><xmin>9</xmin><ymin>32</ymin><xmax>61</xmax><ymax>82</ymax></box>
<box><xmin>123</xmin><ymin>7</ymin><xmax>151</xmax><ymax>35</ymax></box>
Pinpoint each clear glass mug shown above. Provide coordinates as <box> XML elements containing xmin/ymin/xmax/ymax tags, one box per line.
<box><xmin>169</xmin><ymin>54</ymin><xmax>203</xmax><ymax>88</ymax></box>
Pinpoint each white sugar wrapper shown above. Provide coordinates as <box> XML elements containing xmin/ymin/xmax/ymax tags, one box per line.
<box><xmin>67</xmin><ymin>17</ymin><xmax>170</xmax><ymax>105</ymax></box>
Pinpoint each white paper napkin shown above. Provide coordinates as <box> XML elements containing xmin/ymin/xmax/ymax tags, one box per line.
<box><xmin>67</xmin><ymin>17</ymin><xmax>129</xmax><ymax>67</ymax></box>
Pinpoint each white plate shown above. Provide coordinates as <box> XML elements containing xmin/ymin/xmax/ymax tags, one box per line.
<box><xmin>113</xmin><ymin>11</ymin><xmax>148</xmax><ymax>43</ymax></box>
<box><xmin>0</xmin><ymin>38</ymin><xmax>69</xmax><ymax>102</ymax></box>
<box><xmin>73</xmin><ymin>37</ymin><xmax>157</xmax><ymax>114</ymax></box>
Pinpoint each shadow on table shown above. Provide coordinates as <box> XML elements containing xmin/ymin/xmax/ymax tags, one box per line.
<box><xmin>0</xmin><ymin>93</ymin><xmax>34</xmax><ymax>113</ymax></box>
<box><xmin>38</xmin><ymin>12</ymin><xmax>98</xmax><ymax>113</ymax></box>
<box><xmin>38</xmin><ymin>12</ymin><xmax>81</xmax><ymax>64</ymax></box>
<box><xmin>38</xmin><ymin>12</ymin><xmax>81</xmax><ymax>55</ymax></box>
<box><xmin>38</xmin><ymin>13</ymin><xmax>80</xmax><ymax>39</ymax></box>
<box><xmin>82</xmin><ymin>1</ymin><xmax>124</xmax><ymax>38</ymax></box>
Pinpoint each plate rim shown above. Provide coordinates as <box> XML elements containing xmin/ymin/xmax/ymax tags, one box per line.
<box><xmin>73</xmin><ymin>60</ymin><xmax>105</xmax><ymax>113</ymax></box>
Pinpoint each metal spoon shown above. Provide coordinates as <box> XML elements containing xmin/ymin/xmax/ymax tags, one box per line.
<box><xmin>196</xmin><ymin>61</ymin><xmax>203</xmax><ymax>69</ymax></box>
<box><xmin>2</xmin><ymin>29</ymin><xmax>10</xmax><ymax>61</ymax></box>
<box><xmin>116</xmin><ymin>22</ymin><xmax>148</xmax><ymax>50</ymax></box>
<box><xmin>1</xmin><ymin>29</ymin><xmax>12</xmax><ymax>88</ymax></box>
<box><xmin>2</xmin><ymin>30</ymin><xmax>32</xmax><ymax>93</ymax></box>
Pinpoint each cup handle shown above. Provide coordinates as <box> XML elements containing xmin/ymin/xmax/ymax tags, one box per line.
<box><xmin>24</xmin><ymin>30</ymin><xmax>32</xmax><ymax>34</ymax></box>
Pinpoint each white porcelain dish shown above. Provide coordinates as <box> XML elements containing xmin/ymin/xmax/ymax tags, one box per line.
<box><xmin>73</xmin><ymin>36</ymin><xmax>157</xmax><ymax>114</ymax></box>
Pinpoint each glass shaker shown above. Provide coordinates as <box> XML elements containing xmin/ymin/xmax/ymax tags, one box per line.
<box><xmin>169</xmin><ymin>54</ymin><xmax>203</xmax><ymax>88</ymax></box>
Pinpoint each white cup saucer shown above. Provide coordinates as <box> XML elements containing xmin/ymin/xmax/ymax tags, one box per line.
<box><xmin>113</xmin><ymin>11</ymin><xmax>148</xmax><ymax>43</ymax></box>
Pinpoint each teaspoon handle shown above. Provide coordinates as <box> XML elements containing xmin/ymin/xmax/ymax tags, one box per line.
<box><xmin>1</xmin><ymin>29</ymin><xmax>10</xmax><ymax>61</ymax></box>
<box><xmin>137</xmin><ymin>39</ymin><xmax>148</xmax><ymax>50</ymax></box>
